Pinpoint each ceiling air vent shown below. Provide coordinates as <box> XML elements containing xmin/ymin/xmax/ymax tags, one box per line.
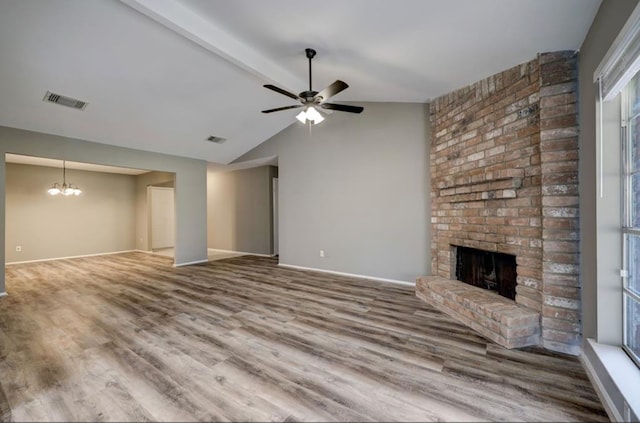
<box><xmin>43</xmin><ymin>91</ymin><xmax>88</xmax><ymax>110</ymax></box>
<box><xmin>206</xmin><ymin>135</ymin><xmax>226</xmax><ymax>144</ymax></box>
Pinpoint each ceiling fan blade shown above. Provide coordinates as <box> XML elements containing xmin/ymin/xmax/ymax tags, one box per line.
<box><xmin>261</xmin><ymin>105</ymin><xmax>303</xmax><ymax>113</ymax></box>
<box><xmin>264</xmin><ymin>84</ymin><xmax>300</xmax><ymax>100</ymax></box>
<box><xmin>320</xmin><ymin>103</ymin><xmax>363</xmax><ymax>114</ymax></box>
<box><xmin>315</xmin><ymin>80</ymin><xmax>348</xmax><ymax>102</ymax></box>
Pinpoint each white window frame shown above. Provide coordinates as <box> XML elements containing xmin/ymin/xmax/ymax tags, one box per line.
<box><xmin>589</xmin><ymin>5</ymin><xmax>640</xmax><ymax>420</ymax></box>
<box><xmin>622</xmin><ymin>81</ymin><xmax>640</xmax><ymax>368</ymax></box>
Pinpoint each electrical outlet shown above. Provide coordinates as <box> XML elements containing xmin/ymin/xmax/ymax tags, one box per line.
<box><xmin>319</xmin><ymin>249</ymin><xmax>325</xmax><ymax>258</ymax></box>
<box><xmin>15</xmin><ymin>246</ymin><xmax>22</xmax><ymax>252</ymax></box>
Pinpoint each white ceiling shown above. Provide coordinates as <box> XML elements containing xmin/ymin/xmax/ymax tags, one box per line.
<box><xmin>0</xmin><ymin>0</ymin><xmax>601</xmax><ymax>165</ymax></box>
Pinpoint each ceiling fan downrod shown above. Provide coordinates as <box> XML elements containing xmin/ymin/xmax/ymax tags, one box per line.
<box><xmin>306</xmin><ymin>48</ymin><xmax>316</xmax><ymax>93</ymax></box>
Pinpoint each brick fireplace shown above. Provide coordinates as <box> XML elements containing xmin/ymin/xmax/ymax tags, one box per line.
<box><xmin>455</xmin><ymin>246</ymin><xmax>517</xmax><ymax>300</ymax></box>
<box><xmin>416</xmin><ymin>51</ymin><xmax>580</xmax><ymax>355</ymax></box>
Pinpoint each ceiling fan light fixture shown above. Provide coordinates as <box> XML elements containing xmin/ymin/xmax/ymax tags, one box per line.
<box><xmin>306</xmin><ymin>106</ymin><xmax>324</xmax><ymax>124</ymax></box>
<box><xmin>296</xmin><ymin>106</ymin><xmax>324</xmax><ymax>125</ymax></box>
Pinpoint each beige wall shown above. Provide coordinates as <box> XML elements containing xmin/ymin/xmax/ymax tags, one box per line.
<box><xmin>0</xmin><ymin>125</ymin><xmax>208</xmax><ymax>294</ymax></box>
<box><xmin>5</xmin><ymin>163</ymin><xmax>177</xmax><ymax>262</ymax></box>
<box><xmin>207</xmin><ymin>166</ymin><xmax>275</xmax><ymax>255</ymax></box>
<box><xmin>5</xmin><ymin>163</ymin><xmax>137</xmax><ymax>263</ymax></box>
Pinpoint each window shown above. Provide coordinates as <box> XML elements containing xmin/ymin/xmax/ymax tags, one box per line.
<box><xmin>623</xmin><ymin>72</ymin><xmax>640</xmax><ymax>367</ymax></box>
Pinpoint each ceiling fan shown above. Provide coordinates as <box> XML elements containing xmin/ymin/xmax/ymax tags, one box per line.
<box><xmin>261</xmin><ymin>48</ymin><xmax>364</xmax><ymax>124</ymax></box>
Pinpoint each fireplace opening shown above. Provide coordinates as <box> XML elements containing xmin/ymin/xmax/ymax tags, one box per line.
<box><xmin>454</xmin><ymin>246</ymin><xmax>517</xmax><ymax>300</ymax></box>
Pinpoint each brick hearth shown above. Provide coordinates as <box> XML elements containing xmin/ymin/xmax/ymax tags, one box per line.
<box><xmin>416</xmin><ymin>276</ymin><xmax>540</xmax><ymax>348</ymax></box>
<box><xmin>418</xmin><ymin>51</ymin><xmax>580</xmax><ymax>354</ymax></box>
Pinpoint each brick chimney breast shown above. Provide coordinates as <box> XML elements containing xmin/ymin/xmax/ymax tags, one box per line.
<box><xmin>422</xmin><ymin>51</ymin><xmax>580</xmax><ymax>355</ymax></box>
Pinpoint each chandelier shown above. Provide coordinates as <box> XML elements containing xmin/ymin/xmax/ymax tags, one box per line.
<box><xmin>47</xmin><ymin>160</ymin><xmax>82</xmax><ymax>196</ymax></box>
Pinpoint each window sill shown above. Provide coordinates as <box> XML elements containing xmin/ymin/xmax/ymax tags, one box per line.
<box><xmin>583</xmin><ymin>338</ymin><xmax>640</xmax><ymax>421</ymax></box>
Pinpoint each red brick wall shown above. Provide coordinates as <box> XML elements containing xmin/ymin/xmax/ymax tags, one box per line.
<box><xmin>429</xmin><ymin>51</ymin><xmax>580</xmax><ymax>354</ymax></box>
<box><xmin>539</xmin><ymin>52</ymin><xmax>580</xmax><ymax>354</ymax></box>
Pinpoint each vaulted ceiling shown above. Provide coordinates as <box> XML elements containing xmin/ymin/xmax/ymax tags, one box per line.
<box><xmin>0</xmin><ymin>0</ymin><xmax>601</xmax><ymax>165</ymax></box>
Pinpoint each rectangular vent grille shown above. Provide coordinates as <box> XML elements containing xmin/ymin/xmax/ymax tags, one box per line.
<box><xmin>43</xmin><ymin>91</ymin><xmax>88</xmax><ymax>110</ymax></box>
<box><xmin>206</xmin><ymin>136</ymin><xmax>226</xmax><ymax>144</ymax></box>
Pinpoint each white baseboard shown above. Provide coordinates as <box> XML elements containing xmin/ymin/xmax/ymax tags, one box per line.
<box><xmin>138</xmin><ymin>250</ymin><xmax>214</xmax><ymax>266</ymax></box>
<box><xmin>207</xmin><ymin>248</ymin><xmax>273</xmax><ymax>258</ymax></box>
<box><xmin>277</xmin><ymin>263</ymin><xmax>415</xmax><ymax>287</ymax></box>
<box><xmin>5</xmin><ymin>250</ymin><xmax>138</xmax><ymax>265</ymax></box>
<box><xmin>0</xmin><ymin>292</ymin><xmax>7</xmax><ymax>299</ymax></box>
<box><xmin>173</xmin><ymin>259</ymin><xmax>209</xmax><ymax>267</ymax></box>
<box><xmin>134</xmin><ymin>249</ymin><xmax>154</xmax><ymax>255</ymax></box>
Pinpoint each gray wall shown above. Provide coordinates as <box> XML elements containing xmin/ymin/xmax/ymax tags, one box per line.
<box><xmin>5</xmin><ymin>163</ymin><xmax>136</xmax><ymax>263</ymax></box>
<box><xmin>0</xmin><ymin>125</ymin><xmax>208</xmax><ymax>294</ymax></box>
<box><xmin>579</xmin><ymin>0</ymin><xmax>639</xmax><ymax>342</ymax></box>
<box><xmin>207</xmin><ymin>166</ymin><xmax>275</xmax><ymax>255</ymax></box>
<box><xmin>135</xmin><ymin>171</ymin><xmax>175</xmax><ymax>251</ymax></box>
<box><xmin>237</xmin><ymin>102</ymin><xmax>430</xmax><ymax>282</ymax></box>
<box><xmin>579</xmin><ymin>2</ymin><xmax>639</xmax><ymax>420</ymax></box>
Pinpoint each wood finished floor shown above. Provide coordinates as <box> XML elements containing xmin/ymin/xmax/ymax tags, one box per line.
<box><xmin>0</xmin><ymin>252</ymin><xmax>607</xmax><ymax>422</ymax></box>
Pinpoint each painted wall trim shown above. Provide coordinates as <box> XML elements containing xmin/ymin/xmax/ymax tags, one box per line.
<box><xmin>581</xmin><ymin>349</ymin><xmax>622</xmax><ymax>422</ymax></box>
<box><xmin>582</xmin><ymin>338</ymin><xmax>640</xmax><ymax>422</ymax></box>
<box><xmin>0</xmin><ymin>292</ymin><xmax>7</xmax><ymax>298</ymax></box>
<box><xmin>278</xmin><ymin>263</ymin><xmax>415</xmax><ymax>287</ymax></box>
<box><xmin>207</xmin><ymin>248</ymin><xmax>272</xmax><ymax>258</ymax></box>
<box><xmin>173</xmin><ymin>259</ymin><xmax>209</xmax><ymax>267</ymax></box>
<box><xmin>5</xmin><ymin>249</ymin><xmax>138</xmax><ymax>265</ymax></box>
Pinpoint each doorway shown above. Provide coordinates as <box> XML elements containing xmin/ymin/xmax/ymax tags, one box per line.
<box><xmin>149</xmin><ymin>186</ymin><xmax>175</xmax><ymax>254</ymax></box>
<box><xmin>272</xmin><ymin>177</ymin><xmax>279</xmax><ymax>256</ymax></box>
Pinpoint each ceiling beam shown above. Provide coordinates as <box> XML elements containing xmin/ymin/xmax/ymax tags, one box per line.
<box><xmin>119</xmin><ymin>0</ymin><xmax>305</xmax><ymax>91</ymax></box>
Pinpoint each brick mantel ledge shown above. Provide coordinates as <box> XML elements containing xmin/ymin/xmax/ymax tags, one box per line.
<box><xmin>416</xmin><ymin>276</ymin><xmax>540</xmax><ymax>349</ymax></box>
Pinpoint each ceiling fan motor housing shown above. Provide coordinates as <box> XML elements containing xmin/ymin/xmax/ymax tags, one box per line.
<box><xmin>299</xmin><ymin>90</ymin><xmax>319</xmax><ymax>102</ymax></box>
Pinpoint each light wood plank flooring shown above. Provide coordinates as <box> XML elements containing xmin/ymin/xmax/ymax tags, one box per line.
<box><xmin>0</xmin><ymin>252</ymin><xmax>606</xmax><ymax>422</ymax></box>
